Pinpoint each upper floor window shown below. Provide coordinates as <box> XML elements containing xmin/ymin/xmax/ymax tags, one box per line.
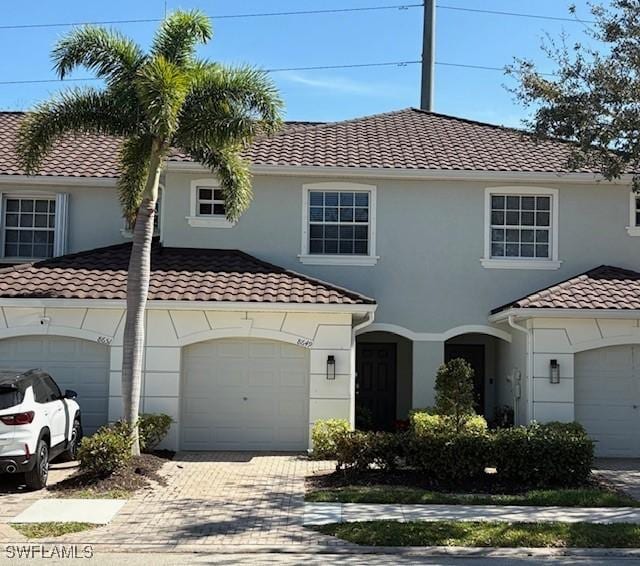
<box><xmin>627</xmin><ymin>192</ymin><xmax>640</xmax><ymax>236</ymax></box>
<box><xmin>187</xmin><ymin>179</ymin><xmax>234</xmax><ymax>228</ymax></box>
<box><xmin>0</xmin><ymin>193</ymin><xmax>68</xmax><ymax>261</ymax></box>
<box><xmin>482</xmin><ymin>187</ymin><xmax>560</xmax><ymax>270</ymax></box>
<box><xmin>300</xmin><ymin>182</ymin><xmax>378</xmax><ymax>266</ymax></box>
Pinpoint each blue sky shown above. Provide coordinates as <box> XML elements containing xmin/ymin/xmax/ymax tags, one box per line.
<box><xmin>0</xmin><ymin>0</ymin><xmax>606</xmax><ymax>126</ymax></box>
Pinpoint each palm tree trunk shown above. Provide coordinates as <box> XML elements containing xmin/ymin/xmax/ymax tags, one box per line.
<box><xmin>121</xmin><ymin>147</ymin><xmax>162</xmax><ymax>456</ymax></box>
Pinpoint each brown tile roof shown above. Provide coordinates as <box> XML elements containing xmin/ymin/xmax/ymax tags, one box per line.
<box><xmin>0</xmin><ymin>108</ymin><xmax>600</xmax><ymax>179</ymax></box>
<box><xmin>0</xmin><ymin>242</ymin><xmax>375</xmax><ymax>305</ymax></box>
<box><xmin>493</xmin><ymin>266</ymin><xmax>640</xmax><ymax>312</ymax></box>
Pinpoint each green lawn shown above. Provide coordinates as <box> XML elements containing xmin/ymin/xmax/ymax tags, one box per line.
<box><xmin>314</xmin><ymin>521</ymin><xmax>640</xmax><ymax>547</ymax></box>
<box><xmin>306</xmin><ymin>485</ymin><xmax>639</xmax><ymax>507</ymax></box>
<box><xmin>11</xmin><ymin>522</ymin><xmax>96</xmax><ymax>539</ymax></box>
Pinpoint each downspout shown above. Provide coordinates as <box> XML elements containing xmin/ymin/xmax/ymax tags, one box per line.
<box><xmin>508</xmin><ymin>314</ymin><xmax>533</xmax><ymax>424</ymax></box>
<box><xmin>350</xmin><ymin>310</ymin><xmax>375</xmax><ymax>429</ymax></box>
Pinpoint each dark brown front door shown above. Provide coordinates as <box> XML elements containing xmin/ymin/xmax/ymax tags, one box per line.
<box><xmin>356</xmin><ymin>343</ymin><xmax>397</xmax><ymax>431</ymax></box>
<box><xmin>444</xmin><ymin>344</ymin><xmax>485</xmax><ymax>416</ymax></box>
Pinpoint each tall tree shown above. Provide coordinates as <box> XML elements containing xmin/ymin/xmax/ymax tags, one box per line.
<box><xmin>510</xmin><ymin>0</ymin><xmax>640</xmax><ymax>187</ymax></box>
<box><xmin>17</xmin><ymin>10</ymin><xmax>283</xmax><ymax>454</ymax></box>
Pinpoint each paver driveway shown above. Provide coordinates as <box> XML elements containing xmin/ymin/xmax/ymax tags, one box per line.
<box><xmin>594</xmin><ymin>458</ymin><xmax>640</xmax><ymax>501</ymax></box>
<box><xmin>1</xmin><ymin>452</ymin><xmax>343</xmax><ymax>551</ymax></box>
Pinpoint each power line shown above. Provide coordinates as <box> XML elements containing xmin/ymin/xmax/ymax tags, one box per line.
<box><xmin>0</xmin><ymin>4</ymin><xmax>422</xmax><ymax>30</ymax></box>
<box><xmin>436</xmin><ymin>4</ymin><xmax>595</xmax><ymax>25</ymax></box>
<box><xmin>0</xmin><ymin>59</ymin><xmax>559</xmax><ymax>86</ymax></box>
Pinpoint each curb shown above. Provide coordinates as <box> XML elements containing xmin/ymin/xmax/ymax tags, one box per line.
<box><xmin>4</xmin><ymin>542</ymin><xmax>640</xmax><ymax>558</ymax></box>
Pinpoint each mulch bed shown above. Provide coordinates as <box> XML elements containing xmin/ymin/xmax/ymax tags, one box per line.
<box><xmin>306</xmin><ymin>468</ymin><xmax>608</xmax><ymax>495</ymax></box>
<box><xmin>49</xmin><ymin>451</ymin><xmax>174</xmax><ymax>498</ymax></box>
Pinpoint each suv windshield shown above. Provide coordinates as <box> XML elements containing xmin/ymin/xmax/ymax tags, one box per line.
<box><xmin>0</xmin><ymin>387</ymin><xmax>23</xmax><ymax>410</ymax></box>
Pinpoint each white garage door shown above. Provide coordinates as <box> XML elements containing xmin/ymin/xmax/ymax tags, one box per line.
<box><xmin>181</xmin><ymin>338</ymin><xmax>309</xmax><ymax>451</ymax></box>
<box><xmin>0</xmin><ymin>336</ymin><xmax>109</xmax><ymax>434</ymax></box>
<box><xmin>575</xmin><ymin>345</ymin><xmax>640</xmax><ymax>457</ymax></box>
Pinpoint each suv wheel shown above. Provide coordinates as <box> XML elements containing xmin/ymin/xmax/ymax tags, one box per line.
<box><xmin>58</xmin><ymin>419</ymin><xmax>82</xmax><ymax>462</ymax></box>
<box><xmin>24</xmin><ymin>438</ymin><xmax>49</xmax><ymax>490</ymax></box>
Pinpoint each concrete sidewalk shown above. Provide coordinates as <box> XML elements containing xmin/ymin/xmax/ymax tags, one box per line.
<box><xmin>304</xmin><ymin>502</ymin><xmax>640</xmax><ymax>525</ymax></box>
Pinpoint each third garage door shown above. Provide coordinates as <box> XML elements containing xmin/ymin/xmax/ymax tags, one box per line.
<box><xmin>181</xmin><ymin>338</ymin><xmax>309</xmax><ymax>451</ymax></box>
<box><xmin>575</xmin><ymin>345</ymin><xmax>640</xmax><ymax>457</ymax></box>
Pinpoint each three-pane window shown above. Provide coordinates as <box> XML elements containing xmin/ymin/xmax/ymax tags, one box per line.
<box><xmin>197</xmin><ymin>187</ymin><xmax>226</xmax><ymax>216</ymax></box>
<box><xmin>308</xmin><ymin>191</ymin><xmax>369</xmax><ymax>255</ymax></box>
<box><xmin>3</xmin><ymin>198</ymin><xmax>56</xmax><ymax>259</ymax></box>
<box><xmin>490</xmin><ymin>194</ymin><xmax>551</xmax><ymax>259</ymax></box>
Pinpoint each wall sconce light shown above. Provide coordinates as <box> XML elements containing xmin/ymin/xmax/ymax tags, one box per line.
<box><xmin>550</xmin><ymin>359</ymin><xmax>560</xmax><ymax>384</ymax></box>
<box><xmin>326</xmin><ymin>355</ymin><xmax>336</xmax><ymax>380</ymax></box>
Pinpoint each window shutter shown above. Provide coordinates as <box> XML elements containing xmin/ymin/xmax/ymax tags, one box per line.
<box><xmin>53</xmin><ymin>193</ymin><xmax>69</xmax><ymax>257</ymax></box>
<box><xmin>0</xmin><ymin>192</ymin><xmax>4</xmax><ymax>258</ymax></box>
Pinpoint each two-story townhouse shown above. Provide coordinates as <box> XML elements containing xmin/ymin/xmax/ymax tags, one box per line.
<box><xmin>0</xmin><ymin>108</ymin><xmax>638</xmax><ymax>456</ymax></box>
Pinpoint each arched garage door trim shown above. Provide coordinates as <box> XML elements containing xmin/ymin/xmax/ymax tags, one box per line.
<box><xmin>178</xmin><ymin>327</ymin><xmax>313</xmax><ymax>348</ymax></box>
<box><xmin>573</xmin><ymin>335</ymin><xmax>640</xmax><ymax>353</ymax></box>
<box><xmin>0</xmin><ymin>325</ymin><xmax>110</xmax><ymax>343</ymax></box>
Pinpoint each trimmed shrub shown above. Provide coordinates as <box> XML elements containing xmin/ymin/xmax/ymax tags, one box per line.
<box><xmin>410</xmin><ymin>411</ymin><xmax>488</xmax><ymax>436</ymax></box>
<box><xmin>434</xmin><ymin>358</ymin><xmax>476</xmax><ymax>432</ymax></box>
<box><xmin>405</xmin><ymin>431</ymin><xmax>492</xmax><ymax>484</ymax></box>
<box><xmin>77</xmin><ymin>421</ymin><xmax>133</xmax><ymax>477</ymax></box>
<box><xmin>334</xmin><ymin>430</ymin><xmax>375</xmax><ymax>471</ymax></box>
<box><xmin>311</xmin><ymin>419</ymin><xmax>350</xmax><ymax>459</ymax></box>
<box><xmin>138</xmin><ymin>413</ymin><xmax>173</xmax><ymax>452</ymax></box>
<box><xmin>492</xmin><ymin>422</ymin><xmax>594</xmax><ymax>487</ymax></box>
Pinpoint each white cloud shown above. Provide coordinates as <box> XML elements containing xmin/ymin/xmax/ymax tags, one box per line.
<box><xmin>278</xmin><ymin>71</ymin><xmax>411</xmax><ymax>99</ymax></box>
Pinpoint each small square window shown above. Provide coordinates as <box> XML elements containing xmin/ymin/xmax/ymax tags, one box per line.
<box><xmin>198</xmin><ymin>188</ymin><xmax>212</xmax><ymax>200</ymax></box>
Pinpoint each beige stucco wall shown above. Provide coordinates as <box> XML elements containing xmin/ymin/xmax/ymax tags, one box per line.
<box><xmin>0</xmin><ymin>304</ymin><xmax>356</xmax><ymax>451</ymax></box>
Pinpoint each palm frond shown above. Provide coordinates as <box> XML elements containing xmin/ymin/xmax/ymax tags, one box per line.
<box><xmin>186</xmin><ymin>144</ymin><xmax>252</xmax><ymax>222</ymax></box>
<box><xmin>151</xmin><ymin>10</ymin><xmax>212</xmax><ymax>67</ymax></box>
<box><xmin>176</xmin><ymin>63</ymin><xmax>283</xmax><ymax>149</ymax></box>
<box><xmin>53</xmin><ymin>26</ymin><xmax>145</xmax><ymax>82</ymax></box>
<box><xmin>17</xmin><ymin>88</ymin><xmax>133</xmax><ymax>174</ymax></box>
<box><xmin>118</xmin><ymin>135</ymin><xmax>153</xmax><ymax>222</ymax></box>
<box><xmin>136</xmin><ymin>56</ymin><xmax>190</xmax><ymax>140</ymax></box>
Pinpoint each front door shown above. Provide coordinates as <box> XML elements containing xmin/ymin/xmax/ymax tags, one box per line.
<box><xmin>444</xmin><ymin>344</ymin><xmax>485</xmax><ymax>416</ymax></box>
<box><xmin>356</xmin><ymin>343</ymin><xmax>397</xmax><ymax>431</ymax></box>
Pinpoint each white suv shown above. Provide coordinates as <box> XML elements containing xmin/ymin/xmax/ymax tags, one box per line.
<box><xmin>0</xmin><ymin>369</ymin><xmax>82</xmax><ymax>490</ymax></box>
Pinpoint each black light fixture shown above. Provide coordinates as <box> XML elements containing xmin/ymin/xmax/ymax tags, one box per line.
<box><xmin>326</xmin><ymin>355</ymin><xmax>336</xmax><ymax>380</ymax></box>
<box><xmin>550</xmin><ymin>359</ymin><xmax>560</xmax><ymax>384</ymax></box>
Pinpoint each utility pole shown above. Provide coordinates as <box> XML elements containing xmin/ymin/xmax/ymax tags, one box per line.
<box><xmin>420</xmin><ymin>0</ymin><xmax>436</xmax><ymax>111</ymax></box>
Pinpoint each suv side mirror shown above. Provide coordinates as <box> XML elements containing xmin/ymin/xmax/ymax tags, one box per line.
<box><xmin>64</xmin><ymin>389</ymin><xmax>78</xmax><ymax>399</ymax></box>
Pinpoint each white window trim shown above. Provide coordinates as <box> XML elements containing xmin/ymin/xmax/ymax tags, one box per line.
<box><xmin>186</xmin><ymin>178</ymin><xmax>235</xmax><ymax>228</ymax></box>
<box><xmin>626</xmin><ymin>191</ymin><xmax>640</xmax><ymax>236</ymax></box>
<box><xmin>481</xmin><ymin>186</ymin><xmax>561</xmax><ymax>270</ymax></box>
<box><xmin>0</xmin><ymin>191</ymin><xmax>68</xmax><ymax>263</ymax></box>
<box><xmin>121</xmin><ymin>184</ymin><xmax>164</xmax><ymax>240</ymax></box>
<box><xmin>299</xmin><ymin>181</ymin><xmax>379</xmax><ymax>266</ymax></box>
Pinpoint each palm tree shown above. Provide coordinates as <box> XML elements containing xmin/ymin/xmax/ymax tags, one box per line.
<box><xmin>17</xmin><ymin>10</ymin><xmax>283</xmax><ymax>454</ymax></box>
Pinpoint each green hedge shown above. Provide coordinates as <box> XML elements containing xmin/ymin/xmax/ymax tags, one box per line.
<box><xmin>311</xmin><ymin>419</ymin><xmax>350</xmax><ymax>459</ymax></box>
<box><xmin>77</xmin><ymin>421</ymin><xmax>133</xmax><ymax>477</ymax></box>
<box><xmin>410</xmin><ymin>411</ymin><xmax>488</xmax><ymax>436</ymax></box>
<box><xmin>321</xmin><ymin>418</ymin><xmax>594</xmax><ymax>487</ymax></box>
<box><xmin>138</xmin><ymin>413</ymin><xmax>173</xmax><ymax>452</ymax></box>
<box><xmin>492</xmin><ymin>422</ymin><xmax>594</xmax><ymax>487</ymax></box>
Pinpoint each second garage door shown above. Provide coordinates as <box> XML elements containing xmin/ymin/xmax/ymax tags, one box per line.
<box><xmin>181</xmin><ymin>338</ymin><xmax>310</xmax><ymax>451</ymax></box>
<box><xmin>0</xmin><ymin>335</ymin><xmax>109</xmax><ymax>434</ymax></box>
<box><xmin>575</xmin><ymin>345</ymin><xmax>640</xmax><ymax>457</ymax></box>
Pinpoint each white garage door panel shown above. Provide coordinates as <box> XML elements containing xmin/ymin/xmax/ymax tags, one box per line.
<box><xmin>181</xmin><ymin>338</ymin><xmax>309</xmax><ymax>451</ymax></box>
<box><xmin>0</xmin><ymin>336</ymin><xmax>109</xmax><ymax>434</ymax></box>
<box><xmin>575</xmin><ymin>345</ymin><xmax>640</xmax><ymax>458</ymax></box>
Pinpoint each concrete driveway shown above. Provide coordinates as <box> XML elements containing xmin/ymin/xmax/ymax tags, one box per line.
<box><xmin>6</xmin><ymin>452</ymin><xmax>341</xmax><ymax>551</ymax></box>
<box><xmin>593</xmin><ymin>458</ymin><xmax>640</xmax><ymax>500</ymax></box>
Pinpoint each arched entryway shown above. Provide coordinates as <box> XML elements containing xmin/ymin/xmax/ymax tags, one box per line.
<box><xmin>355</xmin><ymin>331</ymin><xmax>412</xmax><ymax>431</ymax></box>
